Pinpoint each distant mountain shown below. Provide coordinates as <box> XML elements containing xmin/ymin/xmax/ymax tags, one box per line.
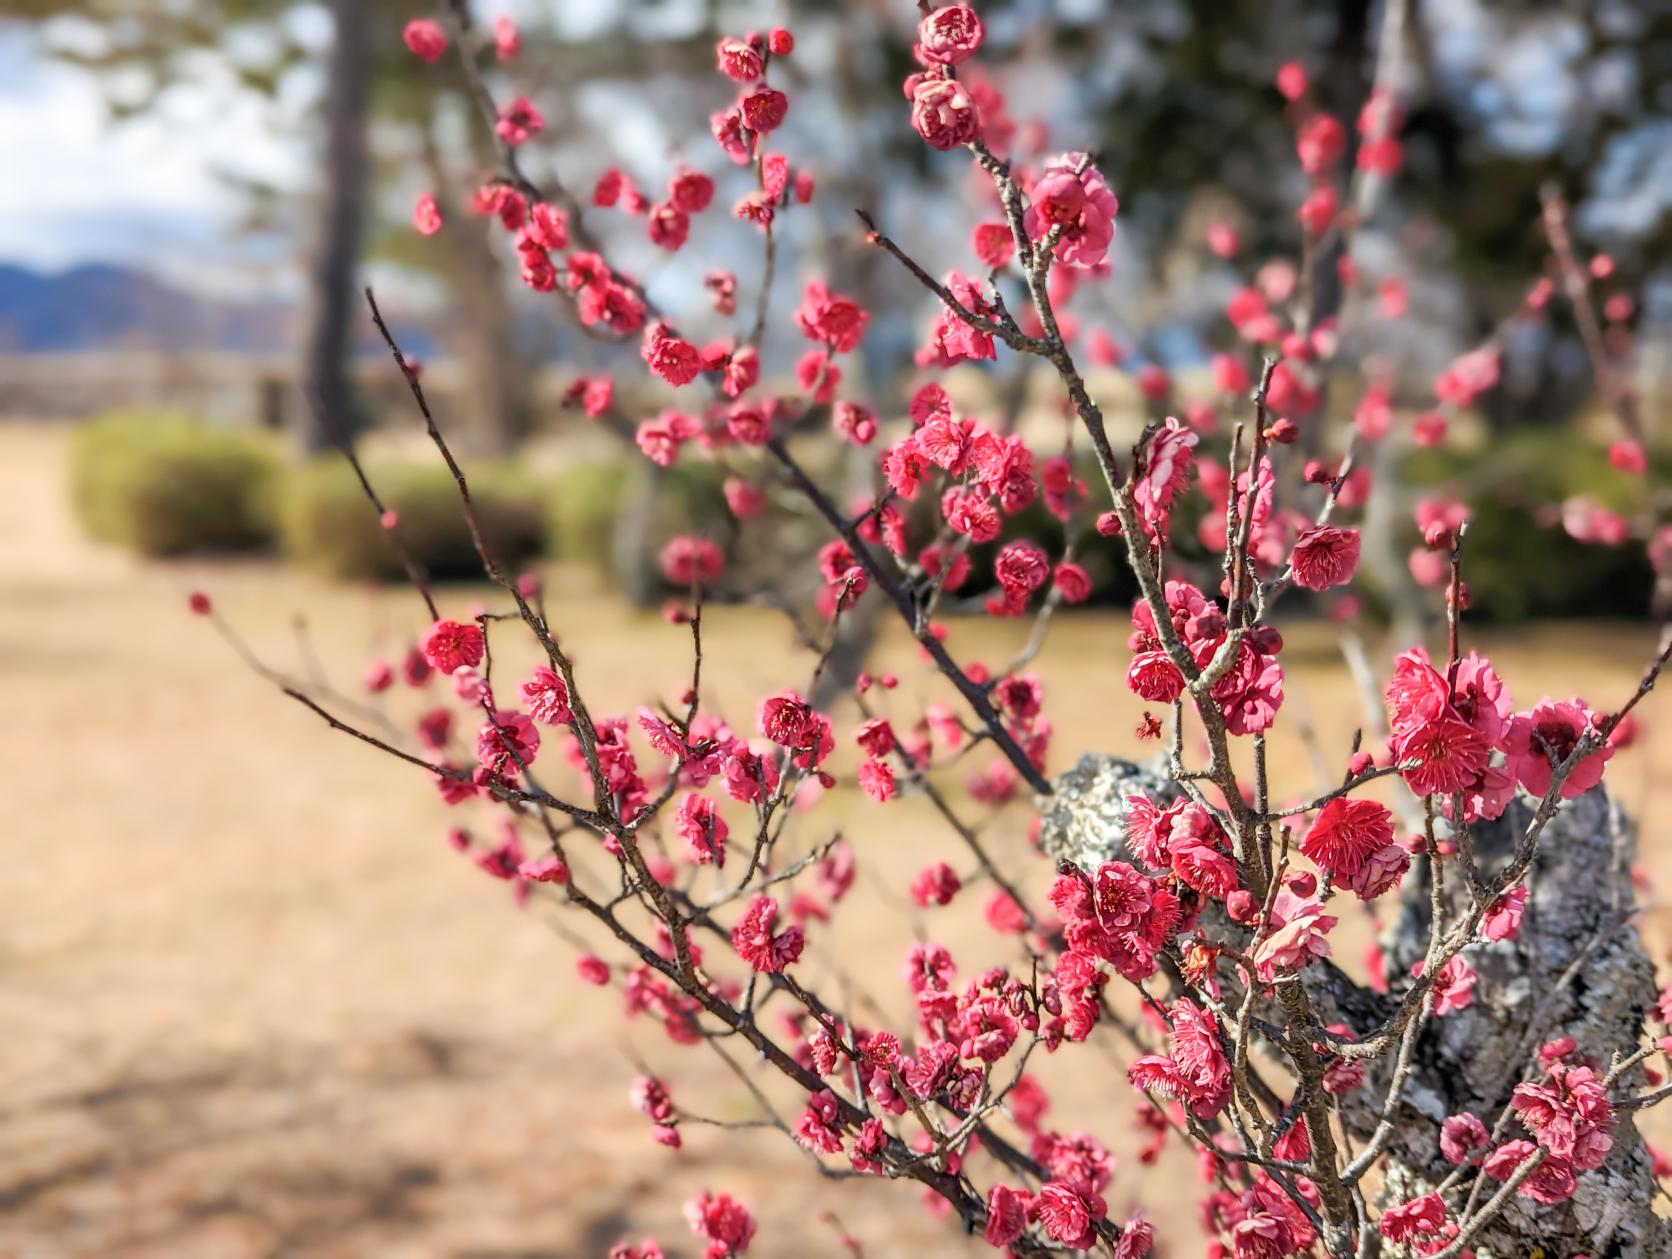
<box><xmin>0</xmin><ymin>263</ymin><xmax>291</xmax><ymax>353</ymax></box>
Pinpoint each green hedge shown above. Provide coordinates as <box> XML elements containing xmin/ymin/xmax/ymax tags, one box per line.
<box><xmin>1402</xmin><ymin>429</ymin><xmax>1662</xmax><ymax>622</ymax></box>
<box><xmin>68</xmin><ymin>409</ymin><xmax>1658</xmax><ymax>619</ymax></box>
<box><xmin>69</xmin><ymin>409</ymin><xmax>280</xmax><ymax>556</ymax></box>
<box><xmin>280</xmin><ymin>460</ymin><xmax>548</xmax><ymax>582</ymax></box>
<box><xmin>548</xmin><ymin>457</ymin><xmax>734</xmax><ymax>573</ymax></box>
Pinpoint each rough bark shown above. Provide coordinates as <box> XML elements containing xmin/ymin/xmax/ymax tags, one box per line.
<box><xmin>1360</xmin><ymin>787</ymin><xmax>1666</xmax><ymax>1258</ymax></box>
<box><xmin>1037</xmin><ymin>753</ymin><xmax>1668</xmax><ymax>1257</ymax></box>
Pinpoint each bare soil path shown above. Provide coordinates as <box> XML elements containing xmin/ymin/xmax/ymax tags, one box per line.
<box><xmin>1</xmin><ymin>423</ymin><xmax>1666</xmax><ymax>1256</ymax></box>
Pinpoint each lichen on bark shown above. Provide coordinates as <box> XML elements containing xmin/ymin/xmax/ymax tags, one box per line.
<box><xmin>1037</xmin><ymin>753</ymin><xmax>1669</xmax><ymax>1257</ymax></box>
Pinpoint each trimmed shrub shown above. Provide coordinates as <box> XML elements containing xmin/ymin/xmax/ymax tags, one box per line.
<box><xmin>548</xmin><ymin>457</ymin><xmax>734</xmax><ymax>575</ymax></box>
<box><xmin>70</xmin><ymin>409</ymin><xmax>280</xmax><ymax>556</ymax></box>
<box><xmin>548</xmin><ymin>458</ymin><xmax>630</xmax><ymax>570</ymax></box>
<box><xmin>1402</xmin><ymin>429</ymin><xmax>1661</xmax><ymax>621</ymax></box>
<box><xmin>282</xmin><ymin>461</ymin><xmax>546</xmax><ymax>582</ymax></box>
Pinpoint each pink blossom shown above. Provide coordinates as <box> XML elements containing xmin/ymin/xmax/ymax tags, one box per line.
<box><xmin>1482</xmin><ymin>1139</ymin><xmax>1568</xmax><ymax>1197</ymax></box>
<box><xmin>642</xmin><ymin>325</ymin><xmax>702</xmax><ymax>386</ymax></box>
<box><xmin>421</xmin><ymin>619</ymin><xmax>484</xmax><ymax>674</ymax></box>
<box><xmin>636</xmin><ymin>411</ymin><xmax>693</xmax><ymax>466</ymax></box>
<box><xmin>1054</xmin><ymin>562</ymin><xmax>1093</xmax><ymax>603</ymax></box>
<box><xmin>1114</xmin><ymin>1212</ymin><xmax>1155</xmax><ymax>1258</ymax></box>
<box><xmin>668</xmin><ymin>170</ymin><xmax>715</xmax><ymax>216</ymax></box>
<box><xmin>917</xmin><ymin>5</ymin><xmax>984</xmax><ymax>65</ymax></box>
<box><xmin>660</xmin><ymin>536</ymin><xmax>724</xmax><ymax>586</ymax></box>
<box><xmin>1380</xmin><ymin>1192</ymin><xmax>1447</xmax><ymax>1243</ymax></box>
<box><xmin>910</xmin><ymin>862</ymin><xmax>961</xmax><ymax>908</ymax></box>
<box><xmin>1127</xmin><ymin>999</ymin><xmax>1231</xmax><ymax>1119</ymax></box>
<box><xmin>1133</xmin><ymin>418</ymin><xmax>1197</xmax><ymax>538</ymax></box>
<box><xmin>730</xmin><ymin>896</ymin><xmax>804</xmax><ymax>973</ymax></box>
<box><xmin>494</xmin><ymin>96</ymin><xmax>544</xmax><ymax>147</ymax></box>
<box><xmin>1440</xmin><ymin>1112</ymin><xmax>1489</xmax><ymax>1164</ymax></box>
<box><xmin>1413</xmin><ymin>411</ymin><xmax>1448</xmax><ymax>446</ymax></box>
<box><xmin>1298</xmin><ymin>185</ymin><xmax>1338</xmax><ymax>235</ymax></box>
<box><xmin>1229</xmin><ymin>1210</ymin><xmax>1294</xmax><ymax>1259</ymax></box>
<box><xmin>1346</xmin><ymin>842</ymin><xmax>1410</xmax><ymax>900</ymax></box>
<box><xmin>1503</xmin><ymin>697</ymin><xmax>1612</xmax><ymax>799</ymax></box>
<box><xmin>849</xmin><ymin>1117</ymin><xmax>886</xmax><ymax>1174</ymax></box>
<box><xmin>1300</xmin><ymin>797</ymin><xmax>1393</xmax><ymax>880</ymax></box>
<box><xmin>1297</xmin><ymin>113</ymin><xmax>1346</xmax><ymax>173</ymax></box>
<box><xmin>795</xmin><ymin>281</ymin><xmax>869</xmax><ymax>352</ymax></box>
<box><xmin>363</xmin><ymin>659</ymin><xmax>393</xmax><ymax>693</ymax></box>
<box><xmin>1289</xmin><ymin>525</ymin><xmax>1360</xmax><ymax>591</ymax></box>
<box><xmin>647</xmin><ymin>201</ymin><xmax>689</xmax><ymax>251</ymax></box>
<box><xmin>684</xmin><ymin>1190</ymin><xmax>757</xmax><ymax>1255</ymax></box>
<box><xmin>1036</xmin><ymin>1181</ymin><xmax>1105</xmax><ymax>1250</ymax></box>
<box><xmin>412</xmin><ymin>192</ymin><xmax>443</xmax><ymax>236</ymax></box>
<box><xmin>1126</xmin><ymin>650</ymin><xmax>1185</xmax><ymax>704</ymax></box>
<box><xmin>942</xmin><ymin>487</ymin><xmax>1001</xmax><ymax>542</ymax></box>
<box><xmin>858</xmin><ymin>758</ymin><xmax>895</xmax><ymax>803</ymax></box>
<box><xmin>1394</xmin><ymin>712</ymin><xmax>1489</xmax><ymax>796</ymax></box>
<box><xmin>1023</xmin><ymin>154</ymin><xmax>1119</xmax><ymax>268</ymax></box>
<box><xmin>403</xmin><ymin>19</ymin><xmax>447</xmax><ymax>63</ymax></box>
<box><xmin>832</xmin><ymin>400</ymin><xmax>877</xmax><ymax>445</ymax></box>
<box><xmin>793</xmin><ymin>1089</ymin><xmax>844</xmax><ymax>1154</ymax></box>
<box><xmin>983</xmin><ymin>1183</ymin><xmax>1028</xmax><ymax>1247</ymax></box>
<box><xmin>1251</xmin><ymin>890</ymin><xmax>1337</xmax><ymax>979</ymax></box>
<box><xmin>972</xmin><ymin>221</ymin><xmax>1015</xmax><ymax>268</ymax></box>
<box><xmin>1561</xmin><ymin>495</ymin><xmax>1631</xmax><ymax>545</ymax></box>
<box><xmin>452</xmin><ymin>667</ymin><xmax>487</xmax><ymax>704</ymax></box>
<box><xmin>1419</xmin><ymin>954</ymin><xmax>1477</xmax><ymax>1016</ymax></box>
<box><xmin>1482</xmin><ymin>884</ymin><xmax>1528</xmax><ymax>942</ymax></box>
<box><xmin>984</xmin><ymin>889</ymin><xmax>1027</xmax><ymax>934</ymax></box>
<box><xmin>519</xmin><ymin>667</ymin><xmax>573</xmax><ymax>726</ymax></box>
<box><xmin>715</xmin><ymin>37</ymin><xmax>764</xmax><ymax>83</ymax></box>
<box><xmin>1511</xmin><ymin>1061</ymin><xmax>1616</xmax><ymax>1168</ymax></box>
<box><xmin>737</xmin><ymin>85</ymin><xmax>786</xmax><ymax>133</ymax></box>
<box><xmin>994</xmin><ymin>539</ymin><xmax>1050</xmax><ymax>600</ymax></box>
<box><xmin>518</xmin><ymin>853</ymin><xmax>569</xmax><ymax>884</ymax></box>
<box><xmin>758</xmin><ymin>689</ymin><xmax>817</xmax><ymax>747</ymax></box>
<box><xmin>921</xmin><ymin>270</ymin><xmax>998</xmax><ymax>365</ymax></box>
<box><xmin>909</xmin><ymin>76</ymin><xmax>980</xmax><ymax>150</ymax></box>
<box><xmin>721</xmin><ymin>743</ymin><xmax>779</xmax><ymax>804</ymax></box>
<box><xmin>475</xmin><ymin>710</ymin><xmax>540</xmax><ymax>780</ymax></box>
<box><xmin>676</xmin><ymin>792</ymin><xmax>729</xmax><ymax>866</ymax></box>
<box><xmin>576</xmin><ymin>955</ymin><xmax>610</xmax><ymax>985</ymax></box>
<box><xmin>710</xmin><ymin>107</ymin><xmax>753</xmax><ymax>164</ymax></box>
<box><xmin>1609</xmin><ymin>439</ymin><xmax>1647</xmax><ymax>474</ymax></box>
<box><xmin>492</xmin><ymin>15</ymin><xmax>520</xmax><ymax>59</ymax></box>
<box><xmin>1435</xmin><ymin>347</ymin><xmax>1500</xmax><ymax>408</ymax></box>
<box><xmin>562</xmin><ymin>374</ymin><xmax>612</xmax><ymax>417</ymax></box>
<box><xmin>723</xmin><ymin>479</ymin><xmax>765</xmax><ymax>519</ymax></box>
<box><xmin>1171</xmin><ymin>835</ymin><xmax>1238</xmax><ymax>899</ymax></box>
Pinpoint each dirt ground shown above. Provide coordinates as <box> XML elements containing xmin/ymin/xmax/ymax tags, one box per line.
<box><xmin>3</xmin><ymin>422</ymin><xmax>1669</xmax><ymax>1257</ymax></box>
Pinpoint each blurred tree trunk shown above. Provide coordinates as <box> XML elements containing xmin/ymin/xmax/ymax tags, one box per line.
<box><xmin>423</xmin><ymin>130</ymin><xmax>536</xmax><ymax>456</ymax></box>
<box><xmin>446</xmin><ymin>223</ymin><xmax>536</xmax><ymax>455</ymax></box>
<box><xmin>611</xmin><ymin>461</ymin><xmax>664</xmax><ymax>606</ymax></box>
<box><xmin>299</xmin><ymin>0</ymin><xmax>370</xmax><ymax>453</ymax></box>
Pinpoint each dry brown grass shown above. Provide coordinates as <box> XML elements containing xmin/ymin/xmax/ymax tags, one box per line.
<box><xmin>2</xmin><ymin>422</ymin><xmax>1668</xmax><ymax>1257</ymax></box>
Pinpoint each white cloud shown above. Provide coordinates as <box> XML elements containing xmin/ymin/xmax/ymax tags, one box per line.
<box><xmin>0</xmin><ymin>23</ymin><xmax>305</xmax><ymax>290</ymax></box>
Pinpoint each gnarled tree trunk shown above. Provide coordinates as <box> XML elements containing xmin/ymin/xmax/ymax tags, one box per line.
<box><xmin>1038</xmin><ymin>754</ymin><xmax>1668</xmax><ymax>1257</ymax></box>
